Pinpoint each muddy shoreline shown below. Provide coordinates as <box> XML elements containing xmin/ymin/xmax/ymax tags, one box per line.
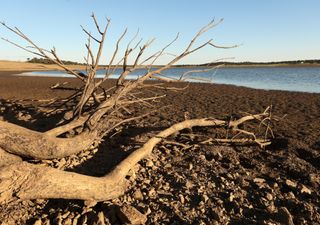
<box><xmin>0</xmin><ymin>71</ymin><xmax>319</xmax><ymax>224</ymax></box>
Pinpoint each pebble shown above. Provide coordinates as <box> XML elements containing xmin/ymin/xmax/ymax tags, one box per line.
<box><xmin>33</xmin><ymin>219</ymin><xmax>42</xmax><ymax>225</ymax></box>
<box><xmin>148</xmin><ymin>187</ymin><xmax>156</xmax><ymax>197</ymax></box>
<box><xmin>300</xmin><ymin>185</ymin><xmax>312</xmax><ymax>195</ymax></box>
<box><xmin>179</xmin><ymin>194</ymin><xmax>185</xmax><ymax>204</ymax></box>
<box><xmin>202</xmin><ymin>194</ymin><xmax>209</xmax><ymax>203</ymax></box>
<box><xmin>133</xmin><ymin>189</ymin><xmax>144</xmax><ymax>201</ymax></box>
<box><xmin>228</xmin><ymin>193</ymin><xmax>235</xmax><ymax>202</ymax></box>
<box><xmin>253</xmin><ymin>178</ymin><xmax>266</xmax><ymax>184</ymax></box>
<box><xmin>146</xmin><ymin>160</ymin><xmax>154</xmax><ymax>168</ymax></box>
<box><xmin>117</xmin><ymin>204</ymin><xmax>147</xmax><ymax>225</ymax></box>
<box><xmin>265</xmin><ymin>193</ymin><xmax>273</xmax><ymax>201</ymax></box>
<box><xmin>285</xmin><ymin>179</ymin><xmax>297</xmax><ymax>188</ymax></box>
<box><xmin>199</xmin><ymin>154</ymin><xmax>206</xmax><ymax>161</ymax></box>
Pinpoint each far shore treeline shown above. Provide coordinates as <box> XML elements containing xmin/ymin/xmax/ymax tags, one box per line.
<box><xmin>27</xmin><ymin>57</ymin><xmax>320</xmax><ymax>67</ymax></box>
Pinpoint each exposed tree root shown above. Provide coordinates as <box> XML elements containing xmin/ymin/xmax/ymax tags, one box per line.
<box><xmin>0</xmin><ymin>147</ymin><xmax>22</xmax><ymax>167</ymax></box>
<box><xmin>0</xmin><ymin>113</ymin><xmax>270</xmax><ymax>204</ymax></box>
<box><xmin>0</xmin><ymin>120</ymin><xmax>96</xmax><ymax>159</ymax></box>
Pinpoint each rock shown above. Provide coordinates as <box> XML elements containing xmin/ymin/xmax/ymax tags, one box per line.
<box><xmin>164</xmin><ymin>163</ymin><xmax>172</xmax><ymax>169</ymax></box>
<box><xmin>179</xmin><ymin>194</ymin><xmax>185</xmax><ymax>204</ymax></box>
<box><xmin>144</xmin><ymin>207</ymin><xmax>151</xmax><ymax>215</ymax></box>
<box><xmin>199</xmin><ymin>154</ymin><xmax>206</xmax><ymax>161</ymax></box>
<box><xmin>17</xmin><ymin>112</ymin><xmax>31</xmax><ymax>121</ymax></box>
<box><xmin>277</xmin><ymin>207</ymin><xmax>294</xmax><ymax>225</ymax></box>
<box><xmin>202</xmin><ymin>194</ymin><xmax>209</xmax><ymax>203</ymax></box>
<box><xmin>117</xmin><ymin>204</ymin><xmax>147</xmax><ymax>225</ymax></box>
<box><xmin>286</xmin><ymin>192</ymin><xmax>296</xmax><ymax>199</ymax></box>
<box><xmin>63</xmin><ymin>218</ymin><xmax>73</xmax><ymax>225</ymax></box>
<box><xmin>253</xmin><ymin>178</ymin><xmax>266</xmax><ymax>184</ymax></box>
<box><xmin>42</xmin><ymin>219</ymin><xmax>50</xmax><ymax>225</ymax></box>
<box><xmin>285</xmin><ymin>179</ymin><xmax>297</xmax><ymax>188</ymax></box>
<box><xmin>253</xmin><ymin>178</ymin><xmax>266</xmax><ymax>188</ymax></box>
<box><xmin>266</xmin><ymin>202</ymin><xmax>276</xmax><ymax>213</ymax></box>
<box><xmin>300</xmin><ymin>184</ymin><xmax>312</xmax><ymax>195</ymax></box>
<box><xmin>186</xmin><ymin>180</ymin><xmax>193</xmax><ymax>189</ymax></box>
<box><xmin>133</xmin><ymin>189</ymin><xmax>144</xmax><ymax>201</ymax></box>
<box><xmin>146</xmin><ymin>160</ymin><xmax>154</xmax><ymax>168</ymax></box>
<box><xmin>33</xmin><ymin>219</ymin><xmax>42</xmax><ymax>225</ymax></box>
<box><xmin>148</xmin><ymin>187</ymin><xmax>156</xmax><ymax>198</ymax></box>
<box><xmin>265</xmin><ymin>193</ymin><xmax>273</xmax><ymax>201</ymax></box>
<box><xmin>64</xmin><ymin>111</ymin><xmax>74</xmax><ymax>120</ymax></box>
<box><xmin>309</xmin><ymin>173</ymin><xmax>319</xmax><ymax>187</ymax></box>
<box><xmin>228</xmin><ymin>193</ymin><xmax>235</xmax><ymax>202</ymax></box>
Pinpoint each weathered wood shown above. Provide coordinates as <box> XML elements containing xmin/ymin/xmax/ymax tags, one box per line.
<box><xmin>0</xmin><ymin>115</ymin><xmax>270</xmax><ymax>203</ymax></box>
<box><xmin>0</xmin><ymin>120</ymin><xmax>96</xmax><ymax>159</ymax></box>
<box><xmin>0</xmin><ymin>162</ymin><xmax>128</xmax><ymax>204</ymax></box>
<box><xmin>0</xmin><ymin>147</ymin><xmax>22</xmax><ymax>167</ymax></box>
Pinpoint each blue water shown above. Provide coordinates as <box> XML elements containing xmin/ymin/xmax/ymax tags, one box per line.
<box><xmin>21</xmin><ymin>66</ymin><xmax>320</xmax><ymax>93</ymax></box>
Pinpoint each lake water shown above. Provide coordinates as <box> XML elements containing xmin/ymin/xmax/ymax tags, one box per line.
<box><xmin>21</xmin><ymin>66</ymin><xmax>320</xmax><ymax>93</ymax></box>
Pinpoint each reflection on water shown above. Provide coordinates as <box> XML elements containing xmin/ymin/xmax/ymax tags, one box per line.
<box><xmin>20</xmin><ymin>66</ymin><xmax>320</xmax><ymax>93</ymax></box>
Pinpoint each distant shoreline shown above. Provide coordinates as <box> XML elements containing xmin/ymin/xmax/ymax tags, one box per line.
<box><xmin>1</xmin><ymin>60</ymin><xmax>320</xmax><ymax>73</ymax></box>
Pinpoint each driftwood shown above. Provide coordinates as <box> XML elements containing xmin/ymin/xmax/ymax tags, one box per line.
<box><xmin>0</xmin><ymin>15</ymin><xmax>271</xmax><ymax>204</ymax></box>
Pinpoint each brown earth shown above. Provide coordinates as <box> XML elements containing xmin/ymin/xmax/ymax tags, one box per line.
<box><xmin>0</xmin><ymin>60</ymin><xmax>86</xmax><ymax>72</ymax></box>
<box><xmin>0</xmin><ymin>71</ymin><xmax>319</xmax><ymax>224</ymax></box>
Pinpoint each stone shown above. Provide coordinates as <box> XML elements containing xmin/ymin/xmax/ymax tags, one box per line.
<box><xmin>117</xmin><ymin>204</ymin><xmax>147</xmax><ymax>225</ymax></box>
<box><xmin>146</xmin><ymin>160</ymin><xmax>154</xmax><ymax>168</ymax></box>
<box><xmin>202</xmin><ymin>194</ymin><xmax>209</xmax><ymax>203</ymax></box>
<box><xmin>33</xmin><ymin>219</ymin><xmax>42</xmax><ymax>225</ymax></box>
<box><xmin>253</xmin><ymin>178</ymin><xmax>266</xmax><ymax>184</ymax></box>
<box><xmin>179</xmin><ymin>194</ymin><xmax>185</xmax><ymax>204</ymax></box>
<box><xmin>228</xmin><ymin>193</ymin><xmax>235</xmax><ymax>202</ymax></box>
<box><xmin>199</xmin><ymin>154</ymin><xmax>206</xmax><ymax>161</ymax></box>
<box><xmin>300</xmin><ymin>185</ymin><xmax>312</xmax><ymax>195</ymax></box>
<box><xmin>265</xmin><ymin>193</ymin><xmax>273</xmax><ymax>201</ymax></box>
<box><xmin>309</xmin><ymin>173</ymin><xmax>319</xmax><ymax>187</ymax></box>
<box><xmin>133</xmin><ymin>189</ymin><xmax>144</xmax><ymax>201</ymax></box>
<box><xmin>285</xmin><ymin>179</ymin><xmax>297</xmax><ymax>188</ymax></box>
<box><xmin>186</xmin><ymin>180</ymin><xmax>193</xmax><ymax>189</ymax></box>
<box><xmin>148</xmin><ymin>187</ymin><xmax>156</xmax><ymax>198</ymax></box>
<box><xmin>63</xmin><ymin>218</ymin><xmax>72</xmax><ymax>225</ymax></box>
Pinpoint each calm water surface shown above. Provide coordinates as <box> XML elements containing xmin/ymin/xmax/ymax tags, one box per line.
<box><xmin>21</xmin><ymin>67</ymin><xmax>320</xmax><ymax>93</ymax></box>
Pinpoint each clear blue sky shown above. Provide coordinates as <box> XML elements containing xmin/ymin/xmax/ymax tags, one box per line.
<box><xmin>0</xmin><ymin>0</ymin><xmax>319</xmax><ymax>64</ymax></box>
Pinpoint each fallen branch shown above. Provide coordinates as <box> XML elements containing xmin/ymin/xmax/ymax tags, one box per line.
<box><xmin>0</xmin><ymin>112</ymin><xmax>271</xmax><ymax>204</ymax></box>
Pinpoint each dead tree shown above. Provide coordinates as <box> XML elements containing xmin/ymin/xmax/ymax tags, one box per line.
<box><xmin>0</xmin><ymin>15</ymin><xmax>272</xmax><ymax>204</ymax></box>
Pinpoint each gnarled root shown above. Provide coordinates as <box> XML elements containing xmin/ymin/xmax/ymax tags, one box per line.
<box><xmin>0</xmin><ymin>162</ymin><xmax>128</xmax><ymax>204</ymax></box>
<box><xmin>0</xmin><ymin>112</ymin><xmax>271</xmax><ymax>204</ymax></box>
<box><xmin>0</xmin><ymin>120</ymin><xmax>96</xmax><ymax>159</ymax></box>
